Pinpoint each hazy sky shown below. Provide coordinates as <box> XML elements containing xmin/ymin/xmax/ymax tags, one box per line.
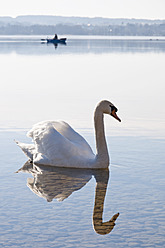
<box><xmin>1</xmin><ymin>0</ymin><xmax>165</xmax><ymax>19</ymax></box>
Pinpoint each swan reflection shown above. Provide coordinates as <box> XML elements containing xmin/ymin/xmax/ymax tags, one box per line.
<box><xmin>16</xmin><ymin>161</ymin><xmax>119</xmax><ymax>235</ymax></box>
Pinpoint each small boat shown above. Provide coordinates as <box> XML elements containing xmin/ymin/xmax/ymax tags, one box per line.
<box><xmin>47</xmin><ymin>38</ymin><xmax>66</xmax><ymax>44</ymax></box>
<box><xmin>41</xmin><ymin>38</ymin><xmax>67</xmax><ymax>44</ymax></box>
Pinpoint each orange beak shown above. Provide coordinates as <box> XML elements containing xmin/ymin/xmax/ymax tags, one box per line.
<box><xmin>111</xmin><ymin>110</ymin><xmax>121</xmax><ymax>122</ymax></box>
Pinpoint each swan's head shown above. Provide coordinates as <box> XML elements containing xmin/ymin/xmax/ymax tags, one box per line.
<box><xmin>97</xmin><ymin>100</ymin><xmax>121</xmax><ymax>122</ymax></box>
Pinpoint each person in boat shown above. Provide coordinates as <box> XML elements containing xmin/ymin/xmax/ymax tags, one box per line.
<box><xmin>53</xmin><ymin>34</ymin><xmax>58</xmax><ymax>40</ymax></box>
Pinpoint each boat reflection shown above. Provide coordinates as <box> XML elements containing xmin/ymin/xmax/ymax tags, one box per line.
<box><xmin>16</xmin><ymin>161</ymin><xmax>119</xmax><ymax>235</ymax></box>
<box><xmin>41</xmin><ymin>41</ymin><xmax>66</xmax><ymax>49</ymax></box>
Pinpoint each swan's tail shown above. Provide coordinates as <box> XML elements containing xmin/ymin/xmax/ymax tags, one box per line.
<box><xmin>15</xmin><ymin>140</ymin><xmax>35</xmax><ymax>161</ymax></box>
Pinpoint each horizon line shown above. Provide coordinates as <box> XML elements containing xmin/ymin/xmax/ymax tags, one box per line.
<box><xmin>0</xmin><ymin>14</ymin><xmax>165</xmax><ymax>21</ymax></box>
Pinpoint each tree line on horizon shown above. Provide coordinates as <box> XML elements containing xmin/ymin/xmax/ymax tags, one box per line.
<box><xmin>0</xmin><ymin>23</ymin><xmax>165</xmax><ymax>36</ymax></box>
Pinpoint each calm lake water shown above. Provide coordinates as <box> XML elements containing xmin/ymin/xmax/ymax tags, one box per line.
<box><xmin>0</xmin><ymin>35</ymin><xmax>165</xmax><ymax>247</ymax></box>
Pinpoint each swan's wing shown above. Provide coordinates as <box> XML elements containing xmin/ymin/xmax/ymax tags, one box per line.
<box><xmin>28</xmin><ymin>121</ymin><xmax>94</xmax><ymax>156</ymax></box>
<box><xmin>52</xmin><ymin>121</ymin><xmax>94</xmax><ymax>155</ymax></box>
<box><xmin>27</xmin><ymin>121</ymin><xmax>95</xmax><ymax>165</ymax></box>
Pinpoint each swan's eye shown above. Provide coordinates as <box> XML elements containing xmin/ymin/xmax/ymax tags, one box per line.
<box><xmin>110</xmin><ymin>106</ymin><xmax>118</xmax><ymax>112</ymax></box>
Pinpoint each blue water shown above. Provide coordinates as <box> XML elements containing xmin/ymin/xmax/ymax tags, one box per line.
<box><xmin>0</xmin><ymin>36</ymin><xmax>165</xmax><ymax>247</ymax></box>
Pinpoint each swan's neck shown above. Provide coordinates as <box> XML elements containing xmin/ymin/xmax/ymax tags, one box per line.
<box><xmin>94</xmin><ymin>108</ymin><xmax>109</xmax><ymax>165</ymax></box>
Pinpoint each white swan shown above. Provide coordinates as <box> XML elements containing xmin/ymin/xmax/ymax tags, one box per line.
<box><xmin>16</xmin><ymin>100</ymin><xmax>121</xmax><ymax>169</ymax></box>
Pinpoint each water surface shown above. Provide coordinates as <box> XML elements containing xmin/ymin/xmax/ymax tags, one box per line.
<box><xmin>0</xmin><ymin>36</ymin><xmax>165</xmax><ymax>247</ymax></box>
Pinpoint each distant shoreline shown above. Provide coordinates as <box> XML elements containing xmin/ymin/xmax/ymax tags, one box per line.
<box><xmin>0</xmin><ymin>15</ymin><xmax>165</xmax><ymax>36</ymax></box>
<box><xmin>0</xmin><ymin>24</ymin><xmax>165</xmax><ymax>36</ymax></box>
